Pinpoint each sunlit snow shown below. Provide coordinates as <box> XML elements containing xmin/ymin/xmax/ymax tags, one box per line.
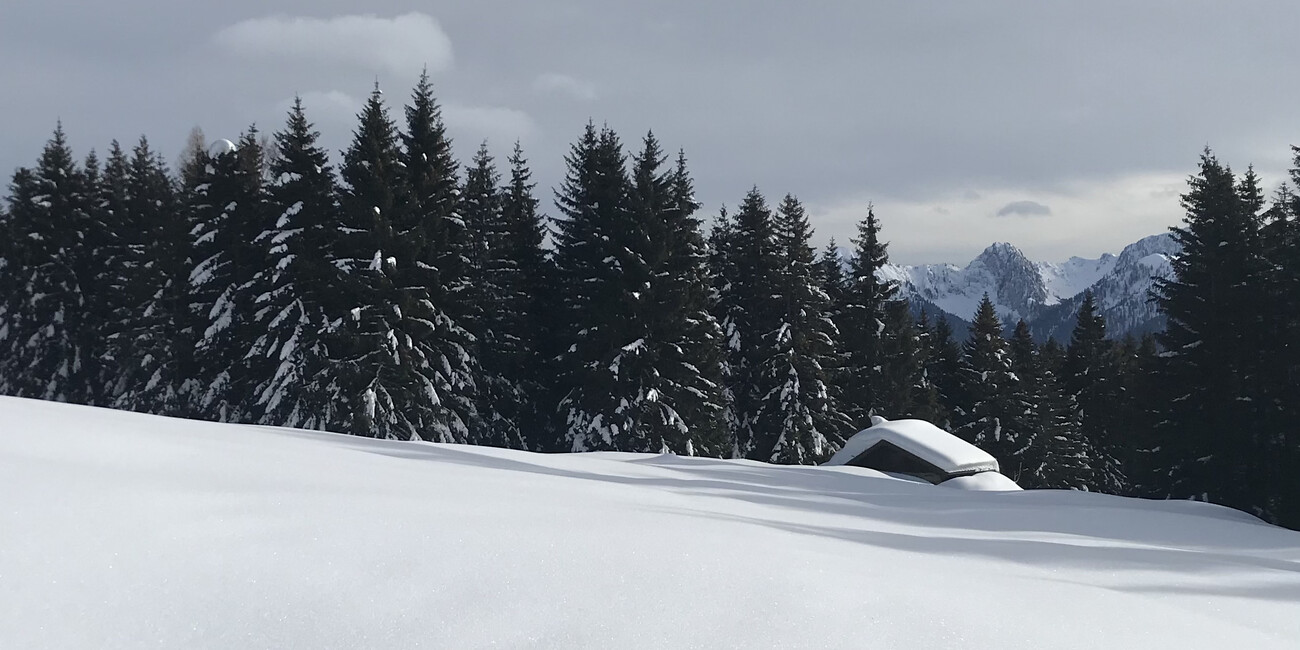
<box><xmin>2</xmin><ymin>396</ymin><xmax>1298</xmax><ymax>648</ymax></box>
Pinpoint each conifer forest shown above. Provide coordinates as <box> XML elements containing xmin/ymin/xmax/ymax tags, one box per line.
<box><xmin>2</xmin><ymin>76</ymin><xmax>1298</xmax><ymax>528</ymax></box>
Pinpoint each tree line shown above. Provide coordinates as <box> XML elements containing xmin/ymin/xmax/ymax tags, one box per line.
<box><xmin>1</xmin><ymin>78</ymin><xmax>1296</xmax><ymax>526</ymax></box>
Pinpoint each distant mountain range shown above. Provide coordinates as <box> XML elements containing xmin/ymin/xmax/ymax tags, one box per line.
<box><xmin>880</xmin><ymin>233</ymin><xmax>1180</xmax><ymax>341</ymax></box>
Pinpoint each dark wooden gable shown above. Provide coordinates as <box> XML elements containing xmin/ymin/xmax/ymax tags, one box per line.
<box><xmin>844</xmin><ymin>440</ymin><xmax>952</xmax><ymax>485</ymax></box>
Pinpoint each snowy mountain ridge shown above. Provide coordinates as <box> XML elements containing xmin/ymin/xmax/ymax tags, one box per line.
<box><xmin>882</xmin><ymin>233</ymin><xmax>1179</xmax><ymax>339</ymax></box>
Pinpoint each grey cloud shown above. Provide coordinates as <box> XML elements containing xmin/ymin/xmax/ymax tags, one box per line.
<box><xmin>213</xmin><ymin>13</ymin><xmax>453</xmax><ymax>76</ymax></box>
<box><xmin>2</xmin><ymin>0</ymin><xmax>1299</xmax><ymax>264</ymax></box>
<box><xmin>995</xmin><ymin>200</ymin><xmax>1052</xmax><ymax>218</ymax></box>
<box><xmin>534</xmin><ymin>73</ymin><xmax>598</xmax><ymax>102</ymax></box>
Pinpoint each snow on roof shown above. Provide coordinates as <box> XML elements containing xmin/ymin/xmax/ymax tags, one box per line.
<box><xmin>824</xmin><ymin>417</ymin><xmax>999</xmax><ymax>476</ymax></box>
<box><xmin>940</xmin><ymin>471</ymin><xmax>1022</xmax><ymax>492</ymax></box>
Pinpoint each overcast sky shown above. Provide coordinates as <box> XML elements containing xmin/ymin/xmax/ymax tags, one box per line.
<box><xmin>3</xmin><ymin>1</ymin><xmax>1298</xmax><ymax>264</ymax></box>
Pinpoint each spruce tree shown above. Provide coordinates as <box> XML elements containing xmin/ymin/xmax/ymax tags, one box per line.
<box><xmin>245</xmin><ymin>98</ymin><xmax>343</xmax><ymax>429</ymax></box>
<box><xmin>838</xmin><ymin>206</ymin><xmax>900</xmax><ymax>427</ymax></box>
<box><xmin>329</xmin><ymin>85</ymin><xmax>475</xmax><ymax>442</ymax></box>
<box><xmin>1265</xmin><ymin>151</ymin><xmax>1300</xmax><ymax>525</ymax></box>
<box><xmin>1025</xmin><ymin>333</ymin><xmax>1096</xmax><ymax>491</ymax></box>
<box><xmin>460</xmin><ymin>142</ymin><xmax>527</xmax><ymax>449</ymax></box>
<box><xmin>707</xmin><ymin>205</ymin><xmax>744</xmax><ymax>451</ymax></box>
<box><xmin>185</xmin><ymin>128</ymin><xmax>269</xmax><ymax>422</ymax></box>
<box><xmin>924</xmin><ymin>314</ymin><xmax>962</xmax><ymax>430</ymax></box>
<box><xmin>952</xmin><ymin>295</ymin><xmax>1033</xmax><ymax>468</ymax></box>
<box><xmin>2</xmin><ymin>125</ymin><xmax>97</xmax><ymax>403</ymax></box>
<box><xmin>643</xmin><ymin>148</ymin><xmax>728</xmax><ymax>455</ymax></box>
<box><xmin>553</xmin><ymin>128</ymin><xmax>723</xmax><ymax>454</ymax></box>
<box><xmin>498</xmin><ymin>142</ymin><xmax>553</xmax><ymax>449</ymax></box>
<box><xmin>817</xmin><ymin>239</ymin><xmax>848</xmax><ymax>310</ymax></box>
<box><xmin>875</xmin><ymin>300</ymin><xmax>942</xmax><ymax>423</ymax></box>
<box><xmin>459</xmin><ymin>142</ymin><xmax>498</xmax><ymax>343</ymax></box>
<box><xmin>550</xmin><ymin>124</ymin><xmax>635</xmax><ymax>451</ymax></box>
<box><xmin>76</xmin><ymin>148</ymin><xmax>115</xmax><ymax>406</ymax></box>
<box><xmin>1006</xmin><ymin>320</ymin><xmax>1049</xmax><ymax>486</ymax></box>
<box><xmin>1004</xmin><ymin>319</ymin><xmax>1095</xmax><ymax>489</ymax></box>
<box><xmin>0</xmin><ymin>169</ymin><xmax>36</xmax><ymax>396</ymax></box>
<box><xmin>1064</xmin><ymin>291</ymin><xmax>1126</xmax><ymax>494</ymax></box>
<box><xmin>716</xmin><ymin>188</ymin><xmax>783</xmax><ymax>458</ymax></box>
<box><xmin>397</xmin><ymin>75</ymin><xmax>480</xmax><ymax>443</ymax></box>
<box><xmin>750</xmin><ymin>194</ymin><xmax>852</xmax><ymax>463</ymax></box>
<box><xmin>1111</xmin><ymin>334</ymin><xmax>1163</xmax><ymax>495</ymax></box>
<box><xmin>112</xmin><ymin>137</ymin><xmax>188</xmax><ymax>415</ymax></box>
<box><xmin>1152</xmin><ymin>149</ymin><xmax>1274</xmax><ymax>517</ymax></box>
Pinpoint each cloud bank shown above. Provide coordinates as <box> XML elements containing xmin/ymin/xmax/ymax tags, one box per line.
<box><xmin>213</xmin><ymin>13</ymin><xmax>453</xmax><ymax>76</ymax></box>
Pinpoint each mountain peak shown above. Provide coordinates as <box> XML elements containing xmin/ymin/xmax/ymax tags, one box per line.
<box><xmin>979</xmin><ymin>241</ymin><xmax>1026</xmax><ymax>258</ymax></box>
<box><xmin>882</xmin><ymin>233</ymin><xmax>1181</xmax><ymax>340</ymax></box>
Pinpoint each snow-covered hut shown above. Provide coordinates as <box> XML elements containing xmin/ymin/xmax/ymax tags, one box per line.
<box><xmin>825</xmin><ymin>417</ymin><xmax>1014</xmax><ymax>488</ymax></box>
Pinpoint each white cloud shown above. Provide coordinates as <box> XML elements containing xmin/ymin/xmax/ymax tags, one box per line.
<box><xmin>213</xmin><ymin>13</ymin><xmax>453</xmax><ymax>76</ymax></box>
<box><xmin>533</xmin><ymin>72</ymin><xmax>598</xmax><ymax>101</ymax></box>
<box><xmin>443</xmin><ymin>104</ymin><xmax>536</xmax><ymax>144</ymax></box>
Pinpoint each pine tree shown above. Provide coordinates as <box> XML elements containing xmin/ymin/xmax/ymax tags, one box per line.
<box><xmin>329</xmin><ymin>84</ymin><xmax>475</xmax><ymax>441</ymax></box>
<box><xmin>952</xmin><ymin>295</ymin><xmax>1032</xmax><ymax>468</ymax></box>
<box><xmin>397</xmin><ymin>75</ymin><xmax>480</xmax><ymax>443</ymax></box>
<box><xmin>1152</xmin><ymin>149</ymin><xmax>1274</xmax><ymax>517</ymax></box>
<box><xmin>876</xmin><ymin>300</ymin><xmax>942</xmax><ymax>423</ymax></box>
<box><xmin>707</xmin><ymin>205</ymin><xmax>744</xmax><ymax>452</ymax></box>
<box><xmin>817</xmin><ymin>239</ymin><xmax>848</xmax><ymax>309</ymax></box>
<box><xmin>498</xmin><ymin>142</ymin><xmax>553</xmax><ymax>449</ymax></box>
<box><xmin>643</xmin><ymin>148</ymin><xmax>728</xmax><ymax>455</ymax></box>
<box><xmin>838</xmin><ymin>205</ymin><xmax>900</xmax><ymax>427</ymax></box>
<box><xmin>1063</xmin><ymin>291</ymin><xmax>1126</xmax><ymax>494</ymax></box>
<box><xmin>550</xmin><ymin>124</ymin><xmax>633</xmax><ymax>451</ymax></box>
<box><xmin>1005</xmin><ymin>320</ymin><xmax>1048</xmax><ymax>485</ymax></box>
<box><xmin>459</xmin><ymin>142</ymin><xmax>498</xmax><ymax>344</ymax></box>
<box><xmin>0</xmin><ymin>169</ymin><xmax>35</xmax><ymax>396</ymax></box>
<box><xmin>749</xmin><ymin>194</ymin><xmax>852</xmax><ymax>463</ymax></box>
<box><xmin>1265</xmin><ymin>151</ymin><xmax>1300</xmax><ymax>525</ymax></box>
<box><xmin>244</xmin><ymin>98</ymin><xmax>342</xmax><ymax>429</ymax></box>
<box><xmin>716</xmin><ymin>188</ymin><xmax>783</xmax><ymax>458</ymax></box>
<box><xmin>1003</xmin><ymin>319</ymin><xmax>1095</xmax><ymax>489</ymax></box>
<box><xmin>92</xmin><ymin>141</ymin><xmax>137</xmax><ymax>406</ymax></box>
<box><xmin>185</xmin><ymin>127</ymin><xmax>269</xmax><ymax>422</ymax></box>
<box><xmin>460</xmin><ymin>142</ymin><xmax>527</xmax><ymax>449</ymax></box>
<box><xmin>112</xmin><ymin>137</ymin><xmax>188</xmax><ymax>415</ymax></box>
<box><xmin>1112</xmin><ymin>334</ymin><xmax>1163</xmax><ymax>495</ymax></box>
<box><xmin>924</xmin><ymin>314</ymin><xmax>962</xmax><ymax>430</ymax></box>
<box><xmin>553</xmin><ymin>128</ymin><xmax>722</xmax><ymax>454</ymax></box>
<box><xmin>2</xmin><ymin>125</ymin><xmax>97</xmax><ymax>403</ymax></box>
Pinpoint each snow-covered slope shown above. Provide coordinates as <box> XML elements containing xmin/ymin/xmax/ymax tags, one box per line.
<box><xmin>3</xmin><ymin>397</ymin><xmax>1298</xmax><ymax>648</ymax></box>
<box><xmin>885</xmin><ymin>233</ymin><xmax>1178</xmax><ymax>339</ymax></box>
<box><xmin>1029</xmin><ymin>233</ymin><xmax>1180</xmax><ymax>341</ymax></box>
<box><xmin>1037</xmin><ymin>252</ymin><xmax>1118</xmax><ymax>302</ymax></box>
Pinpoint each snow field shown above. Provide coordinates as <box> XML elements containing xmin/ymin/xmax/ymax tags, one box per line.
<box><xmin>2</xmin><ymin>396</ymin><xmax>1298</xmax><ymax>649</ymax></box>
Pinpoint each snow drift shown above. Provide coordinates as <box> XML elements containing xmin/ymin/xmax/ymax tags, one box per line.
<box><xmin>2</xmin><ymin>396</ymin><xmax>1298</xmax><ymax>648</ymax></box>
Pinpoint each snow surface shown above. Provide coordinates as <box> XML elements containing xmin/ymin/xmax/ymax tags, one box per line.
<box><xmin>825</xmin><ymin>418</ymin><xmax>1001</xmax><ymax>476</ymax></box>
<box><xmin>1036</xmin><ymin>253</ymin><xmax>1117</xmax><ymax>303</ymax></box>
<box><xmin>3</xmin><ymin>396</ymin><xmax>1300</xmax><ymax>649</ymax></box>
